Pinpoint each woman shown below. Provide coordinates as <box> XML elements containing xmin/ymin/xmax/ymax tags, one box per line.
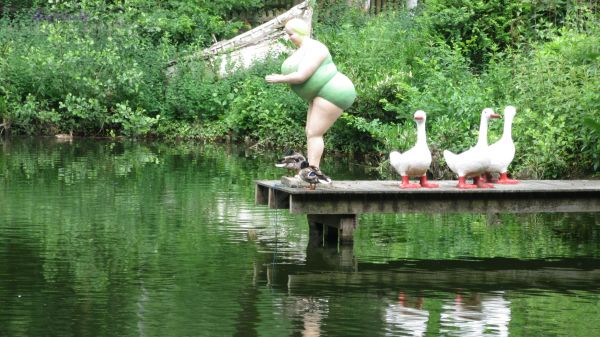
<box><xmin>265</xmin><ymin>18</ymin><xmax>356</xmax><ymax>181</ymax></box>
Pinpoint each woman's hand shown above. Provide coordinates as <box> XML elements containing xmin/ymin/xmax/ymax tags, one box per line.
<box><xmin>265</xmin><ymin>74</ymin><xmax>286</xmax><ymax>84</ymax></box>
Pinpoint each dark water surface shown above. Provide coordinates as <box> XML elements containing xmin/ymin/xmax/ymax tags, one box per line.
<box><xmin>1</xmin><ymin>138</ymin><xmax>599</xmax><ymax>337</ymax></box>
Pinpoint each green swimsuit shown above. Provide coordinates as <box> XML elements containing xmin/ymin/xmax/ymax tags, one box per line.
<box><xmin>281</xmin><ymin>53</ymin><xmax>357</xmax><ymax>110</ymax></box>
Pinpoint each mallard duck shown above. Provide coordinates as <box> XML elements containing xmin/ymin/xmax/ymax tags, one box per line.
<box><xmin>390</xmin><ymin>110</ymin><xmax>438</xmax><ymax>189</ymax></box>
<box><xmin>275</xmin><ymin>149</ymin><xmax>306</xmax><ymax>176</ymax></box>
<box><xmin>297</xmin><ymin>161</ymin><xmax>331</xmax><ymax>190</ymax></box>
<box><xmin>299</xmin><ymin>161</ymin><xmax>319</xmax><ymax>190</ymax></box>
<box><xmin>444</xmin><ymin>108</ymin><xmax>501</xmax><ymax>188</ymax></box>
<box><xmin>486</xmin><ymin>106</ymin><xmax>518</xmax><ymax>184</ymax></box>
<box><xmin>311</xmin><ymin>165</ymin><xmax>332</xmax><ymax>184</ymax></box>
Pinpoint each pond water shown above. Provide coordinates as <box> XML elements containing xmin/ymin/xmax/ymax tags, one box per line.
<box><xmin>1</xmin><ymin>138</ymin><xmax>599</xmax><ymax>337</ymax></box>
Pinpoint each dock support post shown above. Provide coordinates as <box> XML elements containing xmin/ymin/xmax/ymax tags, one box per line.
<box><xmin>307</xmin><ymin>214</ymin><xmax>358</xmax><ymax>245</ymax></box>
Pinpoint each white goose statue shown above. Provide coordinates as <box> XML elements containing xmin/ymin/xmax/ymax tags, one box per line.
<box><xmin>390</xmin><ymin>110</ymin><xmax>439</xmax><ymax>189</ymax></box>
<box><xmin>486</xmin><ymin>106</ymin><xmax>518</xmax><ymax>184</ymax></box>
<box><xmin>443</xmin><ymin>108</ymin><xmax>501</xmax><ymax>189</ymax></box>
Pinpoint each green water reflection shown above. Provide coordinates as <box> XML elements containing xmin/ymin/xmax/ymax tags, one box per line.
<box><xmin>0</xmin><ymin>138</ymin><xmax>599</xmax><ymax>337</ymax></box>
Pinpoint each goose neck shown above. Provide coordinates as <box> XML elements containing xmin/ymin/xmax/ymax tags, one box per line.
<box><xmin>477</xmin><ymin>116</ymin><xmax>489</xmax><ymax>146</ymax></box>
<box><xmin>502</xmin><ymin>116</ymin><xmax>513</xmax><ymax>139</ymax></box>
<box><xmin>415</xmin><ymin>122</ymin><xmax>427</xmax><ymax>146</ymax></box>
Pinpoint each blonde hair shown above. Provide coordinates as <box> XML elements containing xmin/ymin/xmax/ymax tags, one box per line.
<box><xmin>285</xmin><ymin>18</ymin><xmax>310</xmax><ymax>37</ymax></box>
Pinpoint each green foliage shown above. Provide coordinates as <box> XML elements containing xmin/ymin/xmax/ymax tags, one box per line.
<box><xmin>318</xmin><ymin>10</ymin><xmax>426</xmax><ymax>121</ymax></box>
<box><xmin>483</xmin><ymin>27</ymin><xmax>600</xmax><ymax>176</ymax></box>
<box><xmin>164</xmin><ymin>59</ymin><xmax>229</xmax><ymax>122</ymax></box>
<box><xmin>0</xmin><ymin>96</ymin><xmax>6</xmax><ymax>117</ymax></box>
<box><xmin>161</xmin><ymin>59</ymin><xmax>306</xmax><ymax>148</ymax></box>
<box><xmin>111</xmin><ymin>102</ymin><xmax>159</xmax><ymax>137</ymax></box>
<box><xmin>42</xmin><ymin>0</ymin><xmax>263</xmax><ymax>46</ymax></box>
<box><xmin>313</xmin><ymin>10</ymin><xmax>433</xmax><ymax>156</ymax></box>
<box><xmin>59</xmin><ymin>93</ymin><xmax>106</xmax><ymax>133</ymax></box>
<box><xmin>6</xmin><ymin>94</ymin><xmax>58</xmax><ymax>135</ymax></box>
<box><xmin>0</xmin><ymin>0</ymin><xmax>39</xmax><ymax>16</ymax></box>
<box><xmin>315</xmin><ymin>9</ymin><xmax>501</xmax><ymax>175</ymax></box>
<box><xmin>315</xmin><ymin>3</ymin><xmax>599</xmax><ymax>178</ymax></box>
<box><xmin>0</xmin><ymin>12</ymin><xmax>171</xmax><ymax>137</ymax></box>
<box><xmin>419</xmin><ymin>0</ymin><xmax>577</xmax><ymax>69</ymax></box>
<box><xmin>220</xmin><ymin>68</ymin><xmax>306</xmax><ymax>148</ymax></box>
<box><xmin>0</xmin><ymin>1</ymin><xmax>598</xmax><ymax>177</ymax></box>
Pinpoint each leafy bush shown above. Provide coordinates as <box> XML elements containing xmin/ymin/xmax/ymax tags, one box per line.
<box><xmin>42</xmin><ymin>0</ymin><xmax>263</xmax><ymax>46</ymax></box>
<box><xmin>419</xmin><ymin>0</ymin><xmax>577</xmax><ymax>69</ymax></box>
<box><xmin>0</xmin><ymin>1</ymin><xmax>598</xmax><ymax>178</ymax></box>
<box><xmin>6</xmin><ymin>94</ymin><xmax>58</xmax><ymax>135</ymax></box>
<box><xmin>315</xmin><ymin>2</ymin><xmax>599</xmax><ymax>178</ymax></box>
<box><xmin>164</xmin><ymin>59</ymin><xmax>230</xmax><ymax>122</ymax></box>
<box><xmin>220</xmin><ymin>64</ymin><xmax>307</xmax><ymax>148</ymax></box>
<box><xmin>313</xmin><ymin>9</ymin><xmax>434</xmax><ymax>156</ymax></box>
<box><xmin>111</xmin><ymin>102</ymin><xmax>159</xmax><ymax>137</ymax></box>
<box><xmin>483</xmin><ymin>27</ymin><xmax>600</xmax><ymax>177</ymax></box>
<box><xmin>58</xmin><ymin>93</ymin><xmax>107</xmax><ymax>134</ymax></box>
<box><xmin>0</xmin><ymin>13</ymin><xmax>171</xmax><ymax>136</ymax></box>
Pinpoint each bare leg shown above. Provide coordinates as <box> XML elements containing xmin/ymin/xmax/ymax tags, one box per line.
<box><xmin>305</xmin><ymin>97</ymin><xmax>342</xmax><ymax>168</ymax></box>
<box><xmin>304</xmin><ymin>100</ymin><xmax>314</xmax><ymax>161</ymax></box>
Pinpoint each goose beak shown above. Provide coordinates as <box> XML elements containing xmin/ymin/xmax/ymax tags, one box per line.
<box><xmin>414</xmin><ymin>116</ymin><xmax>424</xmax><ymax>121</ymax></box>
<box><xmin>490</xmin><ymin>114</ymin><xmax>502</xmax><ymax>119</ymax></box>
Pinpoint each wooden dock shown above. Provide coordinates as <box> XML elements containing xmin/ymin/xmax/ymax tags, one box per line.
<box><xmin>256</xmin><ymin>179</ymin><xmax>600</xmax><ymax>214</ymax></box>
<box><xmin>255</xmin><ymin>179</ymin><xmax>600</xmax><ymax>243</ymax></box>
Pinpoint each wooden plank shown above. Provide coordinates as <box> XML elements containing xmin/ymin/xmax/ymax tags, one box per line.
<box><xmin>339</xmin><ymin>216</ymin><xmax>357</xmax><ymax>243</ymax></box>
<box><xmin>306</xmin><ymin>214</ymin><xmax>358</xmax><ymax>243</ymax></box>
<box><xmin>257</xmin><ymin>180</ymin><xmax>600</xmax><ymax>194</ymax></box>
<box><xmin>290</xmin><ymin>193</ymin><xmax>600</xmax><ymax>214</ymax></box>
<box><xmin>256</xmin><ymin>180</ymin><xmax>600</xmax><ymax>214</ymax></box>
<box><xmin>268</xmin><ymin>187</ymin><xmax>289</xmax><ymax>209</ymax></box>
<box><xmin>255</xmin><ymin>183</ymin><xmax>269</xmax><ymax>205</ymax></box>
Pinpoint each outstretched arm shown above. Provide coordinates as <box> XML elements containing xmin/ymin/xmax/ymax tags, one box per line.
<box><xmin>265</xmin><ymin>73</ymin><xmax>288</xmax><ymax>83</ymax></box>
